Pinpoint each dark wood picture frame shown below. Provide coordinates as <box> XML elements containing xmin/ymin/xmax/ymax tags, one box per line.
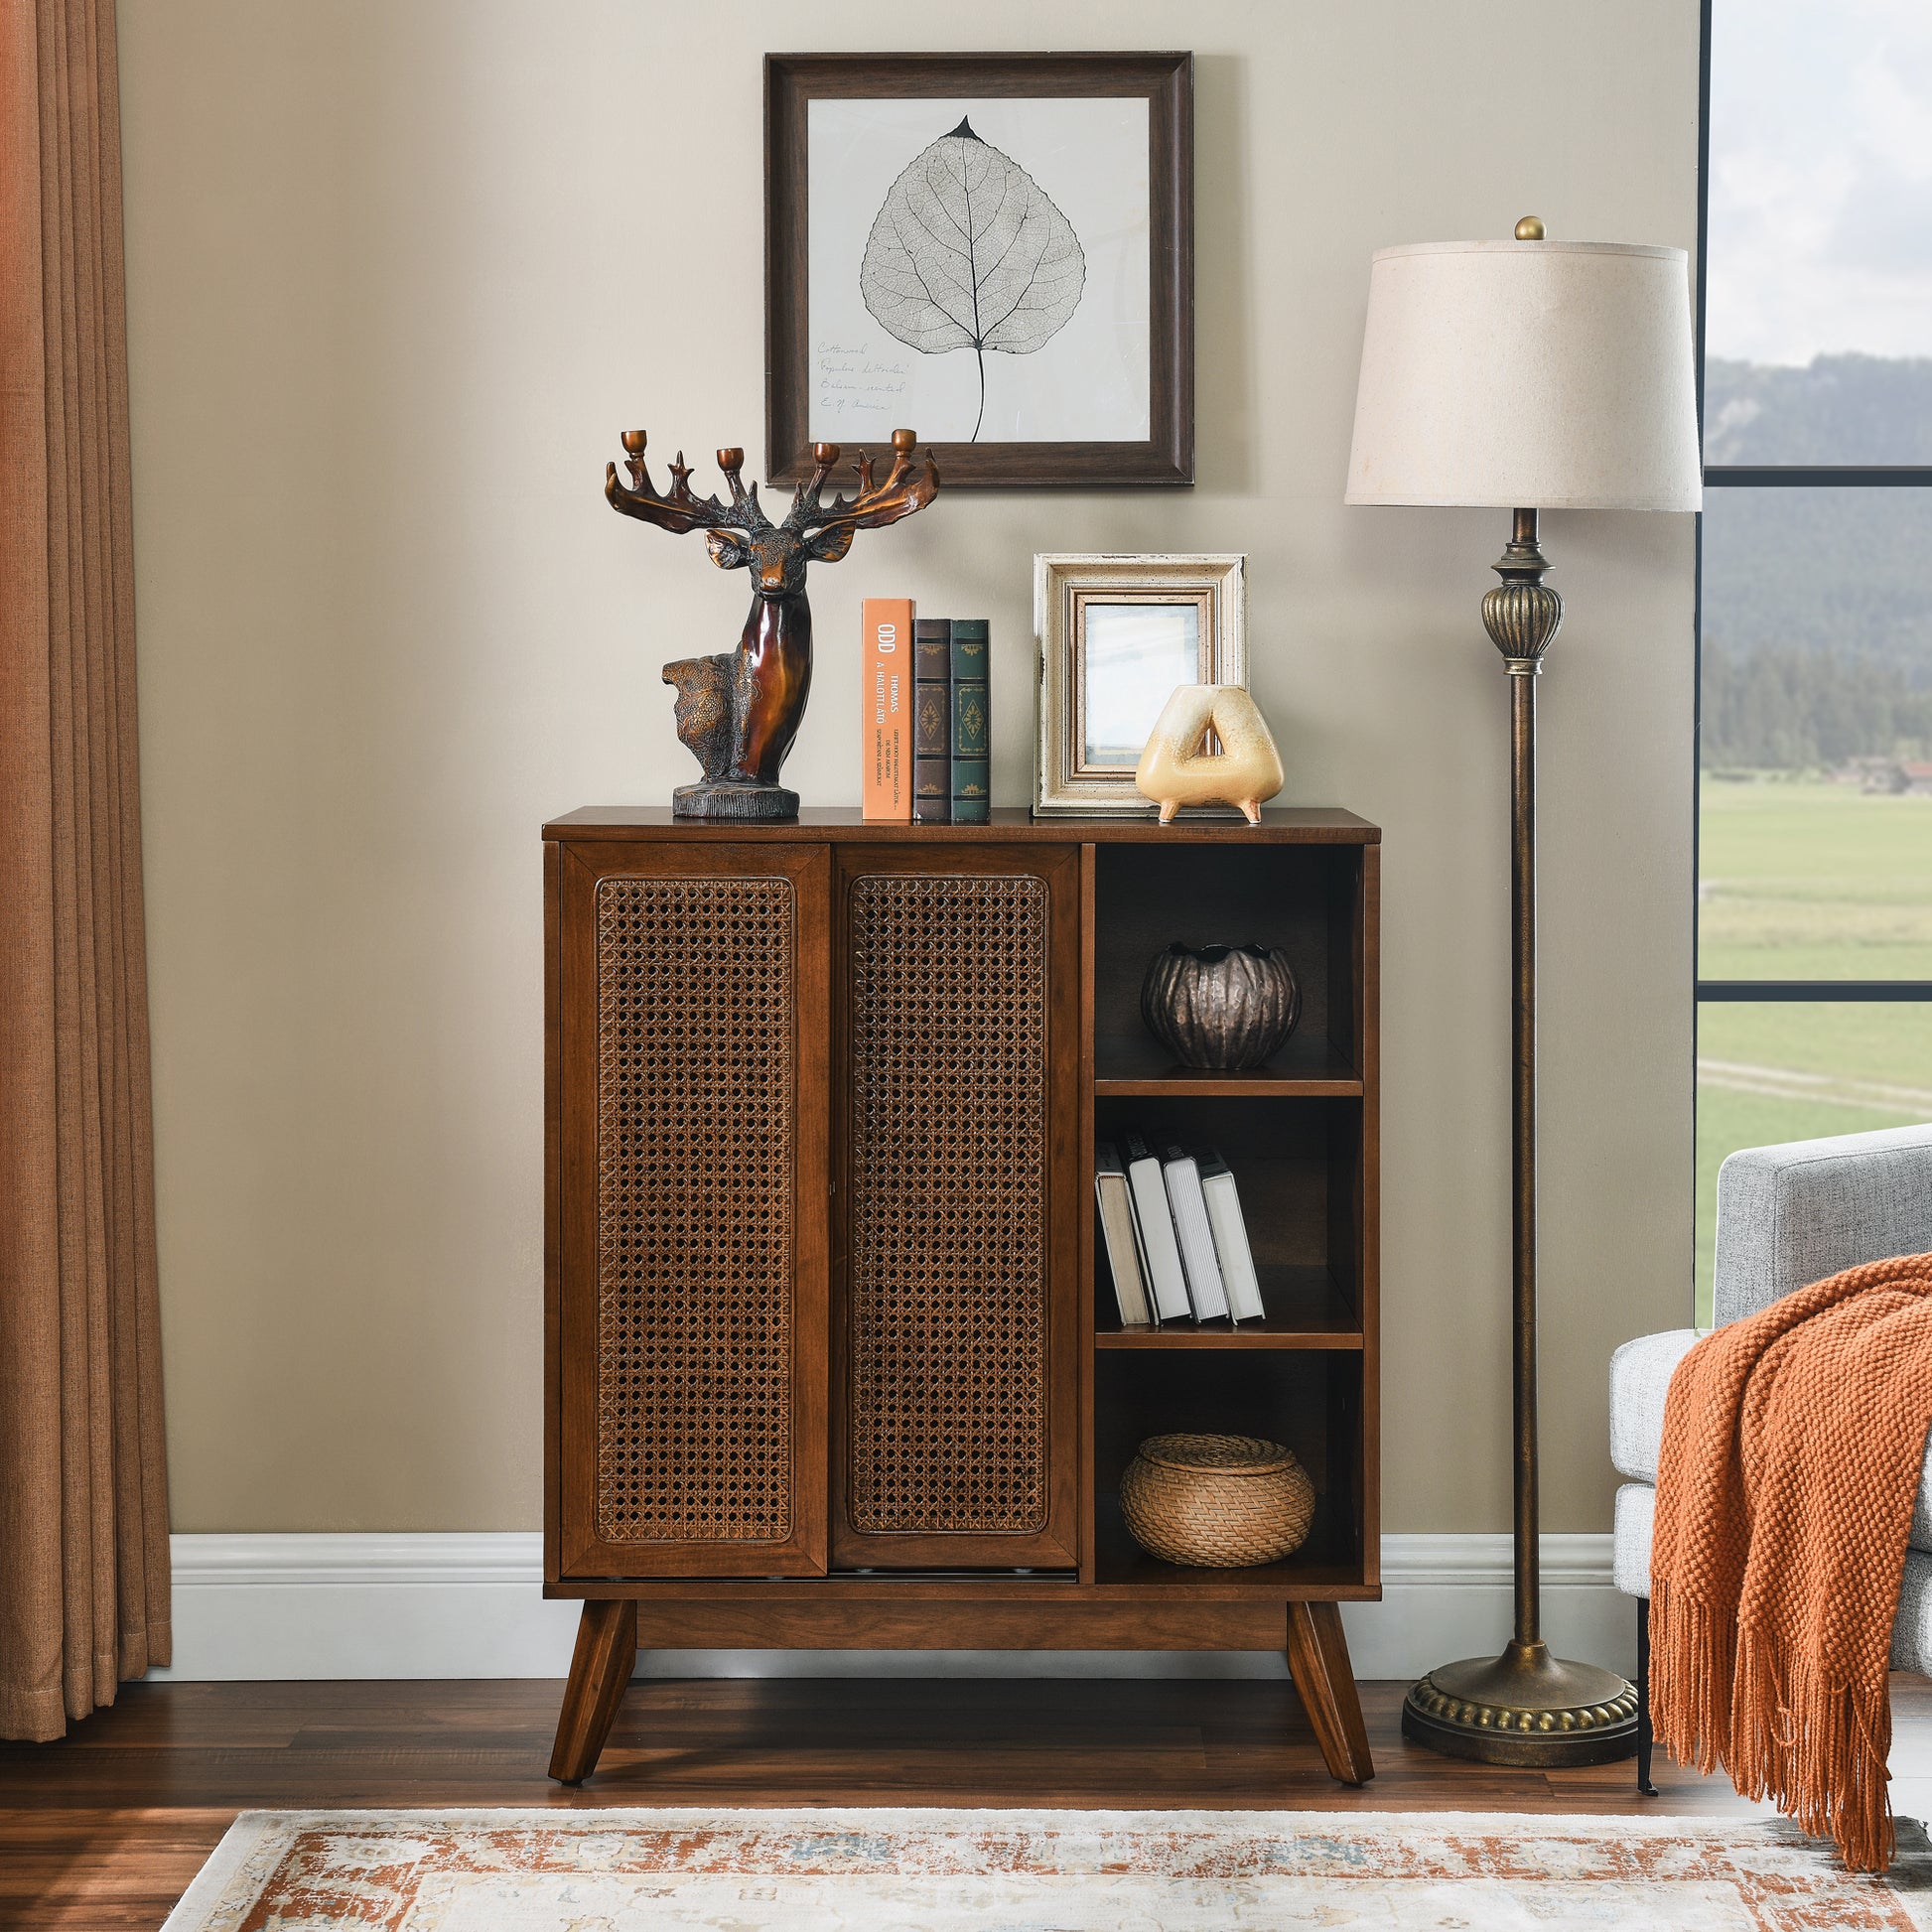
<box><xmin>764</xmin><ymin>52</ymin><xmax>1194</xmax><ymax>489</ymax></box>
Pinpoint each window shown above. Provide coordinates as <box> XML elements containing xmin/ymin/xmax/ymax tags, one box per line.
<box><xmin>1696</xmin><ymin>0</ymin><xmax>1932</xmax><ymax>1320</ymax></box>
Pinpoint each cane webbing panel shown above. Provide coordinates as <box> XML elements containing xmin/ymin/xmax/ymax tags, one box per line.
<box><xmin>594</xmin><ymin>876</ymin><xmax>794</xmax><ymax>1545</ymax></box>
<box><xmin>847</xmin><ymin>873</ymin><xmax>1049</xmax><ymax>1536</ymax></box>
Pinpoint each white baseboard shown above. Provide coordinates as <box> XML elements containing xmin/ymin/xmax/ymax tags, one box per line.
<box><xmin>149</xmin><ymin>1532</ymin><xmax>1633</xmax><ymax>1683</ymax></box>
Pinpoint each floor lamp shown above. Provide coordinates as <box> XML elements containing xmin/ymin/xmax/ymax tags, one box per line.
<box><xmin>1344</xmin><ymin>219</ymin><xmax>1702</xmax><ymax>1765</ymax></box>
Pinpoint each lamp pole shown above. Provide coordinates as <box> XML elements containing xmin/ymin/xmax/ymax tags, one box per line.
<box><xmin>1496</xmin><ymin>505</ymin><xmax>1557</xmax><ymax>1658</ymax></box>
<box><xmin>1399</xmin><ymin>500</ymin><xmax>1642</xmax><ymax>1765</ymax></box>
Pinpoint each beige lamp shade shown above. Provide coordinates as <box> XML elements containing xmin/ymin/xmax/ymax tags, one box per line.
<box><xmin>1344</xmin><ymin>239</ymin><xmax>1702</xmax><ymax>512</ymax></box>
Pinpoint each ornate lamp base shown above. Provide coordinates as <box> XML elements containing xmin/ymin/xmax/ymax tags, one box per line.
<box><xmin>1402</xmin><ymin>1640</ymin><xmax>1639</xmax><ymax>1767</ymax></box>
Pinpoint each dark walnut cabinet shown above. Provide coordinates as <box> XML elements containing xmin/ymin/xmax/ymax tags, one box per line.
<box><xmin>543</xmin><ymin>807</ymin><xmax>1380</xmax><ymax>1785</ymax></box>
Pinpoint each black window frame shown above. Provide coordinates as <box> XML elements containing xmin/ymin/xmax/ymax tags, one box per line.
<box><xmin>1695</xmin><ymin>0</ymin><xmax>1932</xmax><ymax>1007</ymax></box>
<box><xmin>1693</xmin><ymin>0</ymin><xmax>1932</xmax><ymax>1317</ymax></box>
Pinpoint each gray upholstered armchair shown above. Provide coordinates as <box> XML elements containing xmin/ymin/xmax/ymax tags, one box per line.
<box><xmin>1610</xmin><ymin>1122</ymin><xmax>1932</xmax><ymax>1793</ymax></box>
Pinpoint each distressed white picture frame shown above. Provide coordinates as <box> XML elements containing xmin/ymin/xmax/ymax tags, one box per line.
<box><xmin>1033</xmin><ymin>553</ymin><xmax>1248</xmax><ymax>816</ymax></box>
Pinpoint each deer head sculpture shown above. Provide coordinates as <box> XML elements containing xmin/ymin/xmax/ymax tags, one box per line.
<box><xmin>606</xmin><ymin>428</ymin><xmax>939</xmax><ymax>820</ymax></box>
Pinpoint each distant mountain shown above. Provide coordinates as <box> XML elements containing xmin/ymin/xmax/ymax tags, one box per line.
<box><xmin>1703</xmin><ymin>485</ymin><xmax>1932</xmax><ymax>672</ymax></box>
<box><xmin>1706</xmin><ymin>354</ymin><xmax>1932</xmax><ymax>465</ymax></box>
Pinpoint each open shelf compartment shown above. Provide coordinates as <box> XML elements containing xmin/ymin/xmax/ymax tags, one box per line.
<box><xmin>1090</xmin><ymin>1351</ymin><xmax>1367</xmax><ymax>1590</ymax></box>
<box><xmin>1091</xmin><ymin>1094</ymin><xmax>1365</xmax><ymax>1345</ymax></box>
<box><xmin>1091</xmin><ymin>841</ymin><xmax>1363</xmax><ymax>1083</ymax></box>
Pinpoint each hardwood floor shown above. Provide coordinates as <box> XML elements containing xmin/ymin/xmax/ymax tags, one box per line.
<box><xmin>4</xmin><ymin>1674</ymin><xmax>1929</xmax><ymax>1929</ymax></box>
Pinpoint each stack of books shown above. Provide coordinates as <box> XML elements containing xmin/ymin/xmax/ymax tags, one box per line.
<box><xmin>862</xmin><ymin>600</ymin><xmax>989</xmax><ymax>824</ymax></box>
<box><xmin>1095</xmin><ymin>1134</ymin><xmax>1266</xmax><ymax>1329</ymax></box>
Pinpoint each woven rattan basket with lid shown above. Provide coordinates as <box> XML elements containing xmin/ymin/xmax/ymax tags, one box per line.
<box><xmin>1120</xmin><ymin>1432</ymin><xmax>1315</xmax><ymax>1568</ymax></box>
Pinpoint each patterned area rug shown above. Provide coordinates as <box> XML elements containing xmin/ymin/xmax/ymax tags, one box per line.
<box><xmin>161</xmin><ymin>1806</ymin><xmax>1932</xmax><ymax>1930</ymax></box>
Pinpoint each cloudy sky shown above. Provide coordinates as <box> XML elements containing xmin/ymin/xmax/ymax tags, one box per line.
<box><xmin>1708</xmin><ymin>0</ymin><xmax>1932</xmax><ymax>366</ymax></box>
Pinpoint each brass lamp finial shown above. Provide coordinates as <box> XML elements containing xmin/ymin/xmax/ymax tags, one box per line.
<box><xmin>1514</xmin><ymin>215</ymin><xmax>1546</xmax><ymax>241</ymax></box>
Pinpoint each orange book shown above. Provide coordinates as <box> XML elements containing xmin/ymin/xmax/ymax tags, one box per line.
<box><xmin>861</xmin><ymin>597</ymin><xmax>913</xmax><ymax>820</ymax></box>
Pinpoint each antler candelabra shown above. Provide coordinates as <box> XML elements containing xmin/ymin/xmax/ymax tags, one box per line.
<box><xmin>606</xmin><ymin>429</ymin><xmax>939</xmax><ymax>820</ymax></box>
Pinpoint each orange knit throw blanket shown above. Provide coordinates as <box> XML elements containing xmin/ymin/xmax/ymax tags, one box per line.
<box><xmin>1650</xmin><ymin>1252</ymin><xmax>1932</xmax><ymax>1871</ymax></box>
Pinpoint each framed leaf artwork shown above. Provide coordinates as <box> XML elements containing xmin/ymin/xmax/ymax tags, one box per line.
<box><xmin>765</xmin><ymin>53</ymin><xmax>1193</xmax><ymax>487</ymax></box>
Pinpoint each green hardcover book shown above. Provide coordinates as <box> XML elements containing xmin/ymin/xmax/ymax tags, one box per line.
<box><xmin>950</xmin><ymin>619</ymin><xmax>990</xmax><ymax>825</ymax></box>
<box><xmin>912</xmin><ymin>619</ymin><xmax>951</xmax><ymax>824</ymax></box>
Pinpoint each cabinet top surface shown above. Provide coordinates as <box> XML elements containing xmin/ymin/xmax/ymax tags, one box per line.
<box><xmin>544</xmin><ymin>805</ymin><xmax>1381</xmax><ymax>844</ymax></box>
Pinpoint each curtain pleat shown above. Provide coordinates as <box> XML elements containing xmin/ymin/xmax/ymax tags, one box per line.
<box><xmin>0</xmin><ymin>0</ymin><xmax>169</xmax><ymax>1741</ymax></box>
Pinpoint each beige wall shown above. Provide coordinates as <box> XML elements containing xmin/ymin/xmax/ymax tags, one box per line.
<box><xmin>117</xmin><ymin>0</ymin><xmax>1700</xmax><ymax>1534</ymax></box>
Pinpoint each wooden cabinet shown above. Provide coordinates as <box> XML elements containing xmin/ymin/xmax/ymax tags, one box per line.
<box><xmin>544</xmin><ymin>808</ymin><xmax>1380</xmax><ymax>1787</ymax></box>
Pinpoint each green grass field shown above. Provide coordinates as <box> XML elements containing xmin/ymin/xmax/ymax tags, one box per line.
<box><xmin>1695</xmin><ymin>779</ymin><xmax>1932</xmax><ymax>1320</ymax></box>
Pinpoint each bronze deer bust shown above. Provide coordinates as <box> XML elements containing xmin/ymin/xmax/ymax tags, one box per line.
<box><xmin>606</xmin><ymin>428</ymin><xmax>939</xmax><ymax>820</ymax></box>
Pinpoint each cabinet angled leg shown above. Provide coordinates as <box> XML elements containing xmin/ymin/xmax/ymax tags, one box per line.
<box><xmin>1286</xmin><ymin>1599</ymin><xmax>1374</xmax><ymax>1785</ymax></box>
<box><xmin>549</xmin><ymin>1598</ymin><xmax>637</xmax><ymax>1784</ymax></box>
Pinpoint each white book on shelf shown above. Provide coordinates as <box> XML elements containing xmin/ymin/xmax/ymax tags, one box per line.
<box><xmin>1120</xmin><ymin>1129</ymin><xmax>1192</xmax><ymax>1322</ymax></box>
<box><xmin>1198</xmin><ymin>1146</ymin><xmax>1266</xmax><ymax>1323</ymax></box>
<box><xmin>1162</xmin><ymin>1146</ymin><xmax>1229</xmax><ymax>1321</ymax></box>
<box><xmin>1094</xmin><ymin>1143</ymin><xmax>1154</xmax><ymax>1328</ymax></box>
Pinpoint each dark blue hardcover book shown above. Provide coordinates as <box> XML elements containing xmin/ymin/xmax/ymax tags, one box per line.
<box><xmin>950</xmin><ymin>619</ymin><xmax>989</xmax><ymax>824</ymax></box>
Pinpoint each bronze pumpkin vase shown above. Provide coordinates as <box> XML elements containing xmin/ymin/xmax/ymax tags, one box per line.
<box><xmin>1140</xmin><ymin>942</ymin><xmax>1300</xmax><ymax>1070</ymax></box>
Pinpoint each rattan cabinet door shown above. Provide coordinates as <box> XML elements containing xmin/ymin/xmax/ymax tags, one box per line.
<box><xmin>551</xmin><ymin>841</ymin><xmax>829</xmax><ymax>1580</ymax></box>
<box><xmin>832</xmin><ymin>846</ymin><xmax>1080</xmax><ymax>1571</ymax></box>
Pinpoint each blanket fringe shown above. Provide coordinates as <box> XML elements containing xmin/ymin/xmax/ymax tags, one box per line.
<box><xmin>1649</xmin><ymin>1581</ymin><xmax>1734</xmax><ymax>1777</ymax></box>
<box><xmin>1730</xmin><ymin>1626</ymin><xmax>1894</xmax><ymax>1874</ymax></box>
<box><xmin>1652</xmin><ymin>1584</ymin><xmax>1893</xmax><ymax>1871</ymax></box>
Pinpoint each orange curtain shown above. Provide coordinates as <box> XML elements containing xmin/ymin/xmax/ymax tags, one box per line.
<box><xmin>0</xmin><ymin>0</ymin><xmax>169</xmax><ymax>1740</ymax></box>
